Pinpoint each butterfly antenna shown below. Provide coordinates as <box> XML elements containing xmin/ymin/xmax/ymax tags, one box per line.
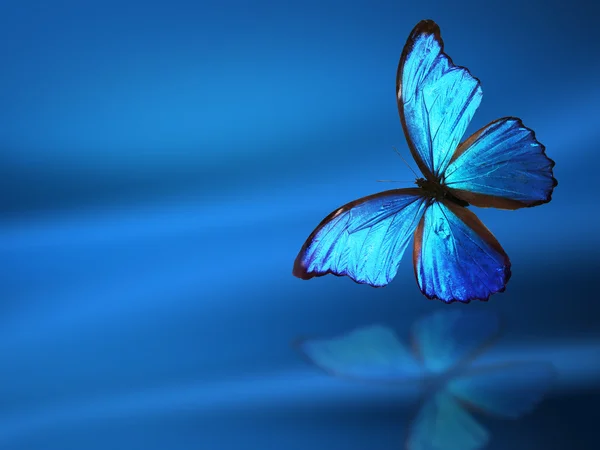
<box><xmin>376</xmin><ymin>179</ymin><xmax>412</xmax><ymax>183</ymax></box>
<box><xmin>392</xmin><ymin>145</ymin><xmax>418</xmax><ymax>178</ymax></box>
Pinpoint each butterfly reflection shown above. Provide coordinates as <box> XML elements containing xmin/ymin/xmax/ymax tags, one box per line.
<box><xmin>296</xmin><ymin>310</ymin><xmax>555</xmax><ymax>450</ymax></box>
<box><xmin>292</xmin><ymin>20</ymin><xmax>557</xmax><ymax>303</ymax></box>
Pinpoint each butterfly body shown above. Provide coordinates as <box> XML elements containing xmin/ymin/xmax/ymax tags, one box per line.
<box><xmin>293</xmin><ymin>19</ymin><xmax>556</xmax><ymax>303</ymax></box>
<box><xmin>416</xmin><ymin>178</ymin><xmax>469</xmax><ymax>207</ymax></box>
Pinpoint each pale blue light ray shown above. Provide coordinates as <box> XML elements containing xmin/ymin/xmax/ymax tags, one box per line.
<box><xmin>0</xmin><ymin>0</ymin><xmax>393</xmax><ymax>161</ymax></box>
<box><xmin>0</xmin><ymin>371</ymin><xmax>412</xmax><ymax>445</ymax></box>
<box><xmin>0</xmin><ymin>2</ymin><xmax>597</xmax><ymax>450</ymax></box>
<box><xmin>2</xmin><ymin>182</ymin><xmax>598</xmax><ymax>347</ymax></box>
<box><xmin>0</xmin><ymin>340</ymin><xmax>597</xmax><ymax>446</ymax></box>
<box><xmin>2</xmin><ymin>21</ymin><xmax>598</xmax><ymax>199</ymax></box>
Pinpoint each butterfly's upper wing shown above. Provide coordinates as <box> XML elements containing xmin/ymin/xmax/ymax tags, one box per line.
<box><xmin>293</xmin><ymin>188</ymin><xmax>428</xmax><ymax>287</ymax></box>
<box><xmin>413</xmin><ymin>199</ymin><xmax>511</xmax><ymax>303</ymax></box>
<box><xmin>443</xmin><ymin>118</ymin><xmax>557</xmax><ymax>209</ymax></box>
<box><xmin>407</xmin><ymin>390</ymin><xmax>489</xmax><ymax>450</ymax></box>
<box><xmin>296</xmin><ymin>324</ymin><xmax>424</xmax><ymax>383</ymax></box>
<box><xmin>397</xmin><ymin>20</ymin><xmax>482</xmax><ymax>181</ymax></box>
<box><xmin>448</xmin><ymin>361</ymin><xmax>556</xmax><ymax>419</ymax></box>
<box><xmin>411</xmin><ymin>310</ymin><xmax>501</xmax><ymax>374</ymax></box>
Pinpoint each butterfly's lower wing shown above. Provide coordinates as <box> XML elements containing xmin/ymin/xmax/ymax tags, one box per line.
<box><xmin>293</xmin><ymin>188</ymin><xmax>428</xmax><ymax>287</ymax></box>
<box><xmin>413</xmin><ymin>199</ymin><xmax>510</xmax><ymax>302</ymax></box>
<box><xmin>397</xmin><ymin>20</ymin><xmax>482</xmax><ymax>180</ymax></box>
<box><xmin>411</xmin><ymin>310</ymin><xmax>501</xmax><ymax>374</ymax></box>
<box><xmin>443</xmin><ymin>118</ymin><xmax>557</xmax><ymax>209</ymax></box>
<box><xmin>407</xmin><ymin>390</ymin><xmax>489</xmax><ymax>450</ymax></box>
<box><xmin>296</xmin><ymin>324</ymin><xmax>424</xmax><ymax>382</ymax></box>
<box><xmin>448</xmin><ymin>362</ymin><xmax>556</xmax><ymax>419</ymax></box>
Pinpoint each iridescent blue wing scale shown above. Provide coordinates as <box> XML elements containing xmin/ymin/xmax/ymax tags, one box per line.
<box><xmin>296</xmin><ymin>324</ymin><xmax>424</xmax><ymax>382</ymax></box>
<box><xmin>448</xmin><ymin>362</ymin><xmax>556</xmax><ymax>419</ymax></box>
<box><xmin>397</xmin><ymin>20</ymin><xmax>482</xmax><ymax>180</ymax></box>
<box><xmin>413</xmin><ymin>199</ymin><xmax>510</xmax><ymax>302</ymax></box>
<box><xmin>293</xmin><ymin>188</ymin><xmax>427</xmax><ymax>287</ymax></box>
<box><xmin>443</xmin><ymin>118</ymin><xmax>557</xmax><ymax>209</ymax></box>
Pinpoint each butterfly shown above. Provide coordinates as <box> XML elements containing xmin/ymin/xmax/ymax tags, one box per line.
<box><xmin>296</xmin><ymin>310</ymin><xmax>555</xmax><ymax>450</ymax></box>
<box><xmin>292</xmin><ymin>19</ymin><xmax>557</xmax><ymax>303</ymax></box>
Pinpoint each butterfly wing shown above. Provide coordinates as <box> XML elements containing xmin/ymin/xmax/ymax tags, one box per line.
<box><xmin>296</xmin><ymin>324</ymin><xmax>423</xmax><ymax>382</ymax></box>
<box><xmin>407</xmin><ymin>390</ymin><xmax>489</xmax><ymax>450</ymax></box>
<box><xmin>293</xmin><ymin>188</ymin><xmax>428</xmax><ymax>287</ymax></box>
<box><xmin>448</xmin><ymin>362</ymin><xmax>556</xmax><ymax>419</ymax></box>
<box><xmin>413</xmin><ymin>199</ymin><xmax>510</xmax><ymax>302</ymax></box>
<box><xmin>411</xmin><ymin>309</ymin><xmax>501</xmax><ymax>374</ymax></box>
<box><xmin>397</xmin><ymin>20</ymin><xmax>482</xmax><ymax>181</ymax></box>
<box><xmin>443</xmin><ymin>118</ymin><xmax>557</xmax><ymax>209</ymax></box>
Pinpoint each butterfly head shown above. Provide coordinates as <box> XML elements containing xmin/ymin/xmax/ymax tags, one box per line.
<box><xmin>415</xmin><ymin>177</ymin><xmax>429</xmax><ymax>189</ymax></box>
<box><xmin>416</xmin><ymin>177</ymin><xmax>444</xmax><ymax>197</ymax></box>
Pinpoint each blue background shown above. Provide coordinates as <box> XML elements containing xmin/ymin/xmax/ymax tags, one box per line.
<box><xmin>1</xmin><ymin>0</ymin><xmax>599</xmax><ymax>448</ymax></box>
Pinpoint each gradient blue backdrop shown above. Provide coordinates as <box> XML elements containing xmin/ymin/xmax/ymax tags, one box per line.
<box><xmin>1</xmin><ymin>0</ymin><xmax>599</xmax><ymax>449</ymax></box>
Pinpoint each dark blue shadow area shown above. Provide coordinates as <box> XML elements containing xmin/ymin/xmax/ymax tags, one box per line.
<box><xmin>1</xmin><ymin>0</ymin><xmax>599</xmax><ymax>448</ymax></box>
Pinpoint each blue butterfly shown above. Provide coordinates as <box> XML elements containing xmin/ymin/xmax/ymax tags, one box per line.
<box><xmin>296</xmin><ymin>310</ymin><xmax>555</xmax><ymax>450</ymax></box>
<box><xmin>292</xmin><ymin>20</ymin><xmax>557</xmax><ymax>303</ymax></box>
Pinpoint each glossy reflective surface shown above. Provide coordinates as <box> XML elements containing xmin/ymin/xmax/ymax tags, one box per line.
<box><xmin>298</xmin><ymin>310</ymin><xmax>556</xmax><ymax>450</ymax></box>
